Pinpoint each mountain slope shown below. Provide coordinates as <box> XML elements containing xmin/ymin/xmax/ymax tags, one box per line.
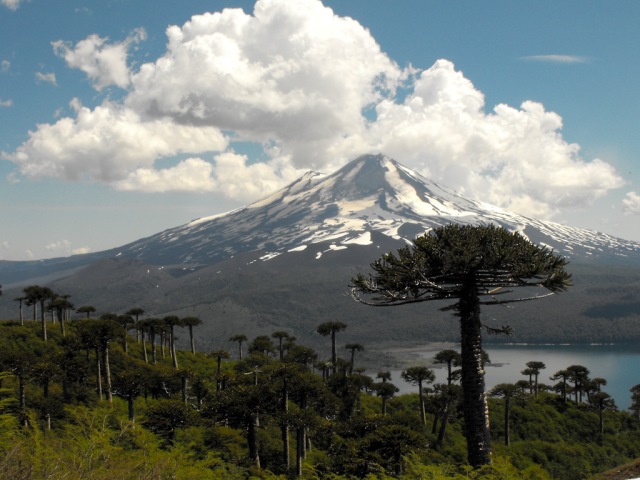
<box><xmin>79</xmin><ymin>153</ymin><xmax>640</xmax><ymax>269</ymax></box>
<box><xmin>1</xmin><ymin>154</ymin><xmax>639</xmax><ymax>348</ymax></box>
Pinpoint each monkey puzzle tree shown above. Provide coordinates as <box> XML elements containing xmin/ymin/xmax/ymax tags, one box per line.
<box><xmin>229</xmin><ymin>334</ymin><xmax>248</xmax><ymax>360</ymax></box>
<box><xmin>272</xmin><ymin>330</ymin><xmax>292</xmax><ymax>361</ymax></box>
<box><xmin>13</xmin><ymin>296</ymin><xmax>26</xmax><ymax>325</ymax></box>
<box><xmin>489</xmin><ymin>383</ymin><xmax>520</xmax><ymax>446</ymax></box>
<box><xmin>344</xmin><ymin>343</ymin><xmax>364</xmax><ymax>375</ymax></box>
<box><xmin>316</xmin><ymin>321</ymin><xmax>347</xmax><ymax>375</ymax></box>
<box><xmin>434</xmin><ymin>349</ymin><xmax>462</xmax><ymax>386</ymax></box>
<box><xmin>525</xmin><ymin>361</ymin><xmax>546</xmax><ymax>397</ymax></box>
<box><xmin>23</xmin><ymin>285</ymin><xmax>55</xmax><ymax>341</ymax></box>
<box><xmin>181</xmin><ymin>316</ymin><xmax>202</xmax><ymax>354</ymax></box>
<box><xmin>374</xmin><ymin>381</ymin><xmax>399</xmax><ymax>415</ymax></box>
<box><xmin>401</xmin><ymin>366</ymin><xmax>435</xmax><ymax>428</ymax></box>
<box><xmin>125</xmin><ymin>307</ymin><xmax>145</xmax><ymax>342</ymax></box>
<box><xmin>350</xmin><ymin>224</ymin><xmax>571</xmax><ymax>467</ymax></box>
<box><xmin>76</xmin><ymin>305</ymin><xmax>96</xmax><ymax>319</ymax></box>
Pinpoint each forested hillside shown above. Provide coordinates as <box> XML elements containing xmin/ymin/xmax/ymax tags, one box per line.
<box><xmin>1</xmin><ymin>314</ymin><xmax>639</xmax><ymax>479</ymax></box>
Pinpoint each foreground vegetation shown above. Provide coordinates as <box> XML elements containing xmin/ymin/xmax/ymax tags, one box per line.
<box><xmin>1</xmin><ymin>317</ymin><xmax>639</xmax><ymax>479</ymax></box>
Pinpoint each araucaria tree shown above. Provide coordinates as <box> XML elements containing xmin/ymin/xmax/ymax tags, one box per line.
<box><xmin>350</xmin><ymin>224</ymin><xmax>571</xmax><ymax>467</ymax></box>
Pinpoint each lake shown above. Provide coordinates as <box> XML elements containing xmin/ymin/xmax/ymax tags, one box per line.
<box><xmin>388</xmin><ymin>343</ymin><xmax>640</xmax><ymax>410</ymax></box>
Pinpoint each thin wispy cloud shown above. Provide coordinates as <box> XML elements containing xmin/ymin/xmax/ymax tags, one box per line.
<box><xmin>1</xmin><ymin>60</ymin><xmax>10</xmax><ymax>73</ymax></box>
<box><xmin>1</xmin><ymin>0</ymin><xmax>21</xmax><ymax>11</ymax></box>
<box><xmin>521</xmin><ymin>54</ymin><xmax>590</xmax><ymax>64</ymax></box>
<box><xmin>35</xmin><ymin>71</ymin><xmax>57</xmax><ymax>85</ymax></box>
<box><xmin>0</xmin><ymin>99</ymin><xmax>13</xmax><ymax>107</ymax></box>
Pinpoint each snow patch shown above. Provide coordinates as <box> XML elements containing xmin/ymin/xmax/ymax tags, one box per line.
<box><xmin>342</xmin><ymin>232</ymin><xmax>372</xmax><ymax>245</ymax></box>
<box><xmin>260</xmin><ymin>252</ymin><xmax>281</xmax><ymax>261</ymax></box>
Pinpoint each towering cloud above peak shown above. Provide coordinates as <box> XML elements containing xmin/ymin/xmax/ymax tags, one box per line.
<box><xmin>3</xmin><ymin>0</ymin><xmax>624</xmax><ymax>223</ymax></box>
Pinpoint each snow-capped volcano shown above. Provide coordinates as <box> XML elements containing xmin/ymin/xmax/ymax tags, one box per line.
<box><xmin>112</xmin><ymin>153</ymin><xmax>640</xmax><ymax>267</ymax></box>
<box><xmin>2</xmin><ymin>154</ymin><xmax>640</xmax><ymax>346</ymax></box>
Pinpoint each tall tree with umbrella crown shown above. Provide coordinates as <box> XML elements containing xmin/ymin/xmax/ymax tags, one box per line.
<box><xmin>351</xmin><ymin>224</ymin><xmax>571</xmax><ymax>467</ymax></box>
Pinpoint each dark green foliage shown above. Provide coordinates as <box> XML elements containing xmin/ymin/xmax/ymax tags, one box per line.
<box><xmin>0</xmin><ymin>318</ymin><xmax>638</xmax><ymax>479</ymax></box>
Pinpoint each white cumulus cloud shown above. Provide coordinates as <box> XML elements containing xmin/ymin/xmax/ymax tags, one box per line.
<box><xmin>210</xmin><ymin>151</ymin><xmax>302</xmax><ymax>202</ymax></box>
<box><xmin>3</xmin><ymin>0</ymin><xmax>625</xmax><ymax>221</ymax></box>
<box><xmin>3</xmin><ymin>100</ymin><xmax>227</xmax><ymax>183</ymax></box>
<box><xmin>363</xmin><ymin>60</ymin><xmax>624</xmax><ymax>218</ymax></box>
<box><xmin>52</xmin><ymin>28</ymin><xmax>147</xmax><ymax>91</ymax></box>
<box><xmin>623</xmin><ymin>192</ymin><xmax>640</xmax><ymax>215</ymax></box>
<box><xmin>126</xmin><ymin>0</ymin><xmax>404</xmax><ymax>169</ymax></box>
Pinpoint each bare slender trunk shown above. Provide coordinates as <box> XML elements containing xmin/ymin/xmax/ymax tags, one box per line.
<box><xmin>169</xmin><ymin>327</ymin><xmax>178</xmax><ymax>370</ymax></box>
<box><xmin>96</xmin><ymin>348</ymin><xmax>103</xmax><ymax>401</ymax></box>
<box><xmin>189</xmin><ymin>325</ymin><xmax>196</xmax><ymax>354</ymax></box>
<box><xmin>142</xmin><ymin>332</ymin><xmax>149</xmax><ymax>363</ymax></box>
<box><xmin>296</xmin><ymin>427</ymin><xmax>304</xmax><ymax>477</ymax></box>
<box><xmin>40</xmin><ymin>301</ymin><xmax>47</xmax><ymax>341</ymax></box>
<box><xmin>282</xmin><ymin>378</ymin><xmax>290</xmax><ymax>471</ymax></box>
<box><xmin>128</xmin><ymin>395</ymin><xmax>135</xmax><ymax>422</ymax></box>
<box><xmin>104</xmin><ymin>344</ymin><xmax>113</xmax><ymax>404</ymax></box>
<box><xmin>248</xmin><ymin>415</ymin><xmax>260</xmax><ymax>469</ymax></box>
<box><xmin>504</xmin><ymin>397</ymin><xmax>511</xmax><ymax>446</ymax></box>
<box><xmin>418</xmin><ymin>380</ymin><xmax>426</xmax><ymax>427</ymax></box>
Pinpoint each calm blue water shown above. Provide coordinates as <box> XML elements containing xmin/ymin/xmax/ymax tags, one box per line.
<box><xmin>389</xmin><ymin>343</ymin><xmax>640</xmax><ymax>410</ymax></box>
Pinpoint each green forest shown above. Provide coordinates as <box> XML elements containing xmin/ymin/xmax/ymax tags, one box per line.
<box><xmin>1</xmin><ymin>305</ymin><xmax>640</xmax><ymax>479</ymax></box>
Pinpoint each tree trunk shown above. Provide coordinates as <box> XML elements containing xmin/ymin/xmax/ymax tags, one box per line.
<box><xmin>18</xmin><ymin>375</ymin><xmax>26</xmax><ymax>409</ymax></box>
<box><xmin>599</xmin><ymin>406</ymin><xmax>604</xmax><ymax>434</ymax></box>
<box><xmin>418</xmin><ymin>380</ymin><xmax>426</xmax><ymax>427</ymax></box>
<box><xmin>282</xmin><ymin>378</ymin><xmax>290</xmax><ymax>471</ymax></box>
<box><xmin>431</xmin><ymin>413</ymin><xmax>439</xmax><ymax>434</ymax></box>
<box><xmin>142</xmin><ymin>332</ymin><xmax>149</xmax><ymax>363</ymax></box>
<box><xmin>56</xmin><ymin>307</ymin><xmax>65</xmax><ymax>337</ymax></box>
<box><xmin>459</xmin><ymin>274</ymin><xmax>491</xmax><ymax>467</ymax></box>
<box><xmin>349</xmin><ymin>350</ymin><xmax>355</xmax><ymax>375</ymax></box>
<box><xmin>96</xmin><ymin>348</ymin><xmax>103</xmax><ymax>401</ymax></box>
<box><xmin>331</xmin><ymin>331</ymin><xmax>337</xmax><ymax>374</ymax></box>
<box><xmin>104</xmin><ymin>345</ymin><xmax>113</xmax><ymax>404</ymax></box>
<box><xmin>437</xmin><ymin>403</ymin><xmax>450</xmax><ymax>447</ymax></box>
<box><xmin>151</xmin><ymin>333</ymin><xmax>157</xmax><ymax>365</ymax></box>
<box><xmin>189</xmin><ymin>325</ymin><xmax>196</xmax><ymax>354</ymax></box>
<box><xmin>128</xmin><ymin>394</ymin><xmax>135</xmax><ymax>422</ymax></box>
<box><xmin>172</xmin><ymin>335</ymin><xmax>179</xmax><ymax>369</ymax></box>
<box><xmin>18</xmin><ymin>302</ymin><xmax>23</xmax><ymax>326</ymax></box>
<box><xmin>248</xmin><ymin>414</ymin><xmax>260</xmax><ymax>469</ymax></box>
<box><xmin>181</xmin><ymin>376</ymin><xmax>188</xmax><ymax>405</ymax></box>
<box><xmin>296</xmin><ymin>426</ymin><xmax>304</xmax><ymax>477</ymax></box>
<box><xmin>504</xmin><ymin>398</ymin><xmax>511</xmax><ymax>446</ymax></box>
<box><xmin>40</xmin><ymin>300</ymin><xmax>47</xmax><ymax>341</ymax></box>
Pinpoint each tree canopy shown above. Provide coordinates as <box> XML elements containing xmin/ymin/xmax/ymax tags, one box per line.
<box><xmin>351</xmin><ymin>224</ymin><xmax>571</xmax><ymax>467</ymax></box>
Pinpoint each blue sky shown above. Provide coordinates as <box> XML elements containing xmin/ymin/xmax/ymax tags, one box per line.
<box><xmin>1</xmin><ymin>0</ymin><xmax>639</xmax><ymax>261</ymax></box>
